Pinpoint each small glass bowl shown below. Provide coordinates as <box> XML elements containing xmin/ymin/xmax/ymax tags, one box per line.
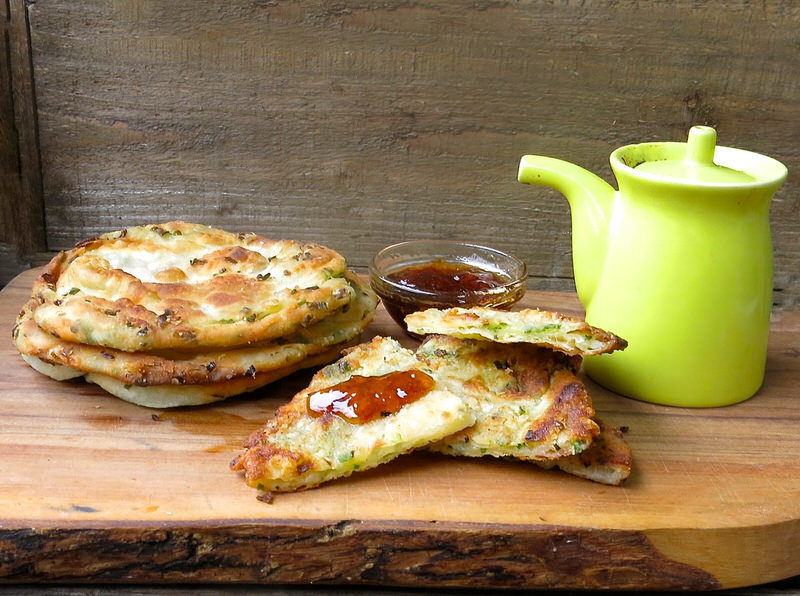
<box><xmin>369</xmin><ymin>239</ymin><xmax>528</xmax><ymax>334</ymax></box>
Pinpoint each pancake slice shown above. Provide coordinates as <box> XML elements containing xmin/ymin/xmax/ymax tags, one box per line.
<box><xmin>405</xmin><ymin>306</ymin><xmax>627</xmax><ymax>356</ymax></box>
<box><xmin>417</xmin><ymin>334</ymin><xmax>599</xmax><ymax>461</ymax></box>
<box><xmin>532</xmin><ymin>420</ymin><xmax>632</xmax><ymax>486</ymax></box>
<box><xmin>231</xmin><ymin>336</ymin><xmax>476</xmax><ymax>493</ymax></box>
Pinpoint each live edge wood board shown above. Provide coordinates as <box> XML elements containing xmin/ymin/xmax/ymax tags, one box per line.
<box><xmin>1</xmin><ymin>269</ymin><xmax>799</xmax><ymax>591</ymax></box>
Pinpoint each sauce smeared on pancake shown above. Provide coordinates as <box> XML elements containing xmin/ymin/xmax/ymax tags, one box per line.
<box><xmin>308</xmin><ymin>370</ymin><xmax>435</xmax><ymax>424</ymax></box>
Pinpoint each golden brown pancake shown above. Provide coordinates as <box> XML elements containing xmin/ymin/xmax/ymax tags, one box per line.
<box><xmin>231</xmin><ymin>333</ymin><xmax>627</xmax><ymax>494</ymax></box>
<box><xmin>417</xmin><ymin>334</ymin><xmax>599</xmax><ymax>460</ymax></box>
<box><xmin>22</xmin><ymin>344</ymin><xmax>351</xmax><ymax>409</ymax></box>
<box><xmin>231</xmin><ymin>336</ymin><xmax>476</xmax><ymax>493</ymax></box>
<box><xmin>13</xmin><ymin>222</ymin><xmax>379</xmax><ymax>407</ymax></box>
<box><xmin>14</xmin><ymin>274</ymin><xmax>376</xmax><ymax>387</ymax></box>
<box><xmin>30</xmin><ymin>221</ymin><xmax>355</xmax><ymax>351</ymax></box>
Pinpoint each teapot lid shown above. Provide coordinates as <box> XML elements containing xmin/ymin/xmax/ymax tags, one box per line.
<box><xmin>634</xmin><ymin>126</ymin><xmax>756</xmax><ymax>184</ymax></box>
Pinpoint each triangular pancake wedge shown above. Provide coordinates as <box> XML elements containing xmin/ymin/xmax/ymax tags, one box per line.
<box><xmin>405</xmin><ymin>306</ymin><xmax>627</xmax><ymax>356</ymax></box>
<box><xmin>417</xmin><ymin>334</ymin><xmax>599</xmax><ymax>461</ymax></box>
<box><xmin>231</xmin><ymin>336</ymin><xmax>476</xmax><ymax>493</ymax></box>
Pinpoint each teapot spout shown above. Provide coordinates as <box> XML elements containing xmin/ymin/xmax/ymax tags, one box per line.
<box><xmin>518</xmin><ymin>155</ymin><xmax>616</xmax><ymax>307</ymax></box>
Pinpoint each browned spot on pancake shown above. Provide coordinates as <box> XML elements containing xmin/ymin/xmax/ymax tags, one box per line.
<box><xmin>154</xmin><ymin>268</ymin><xmax>187</xmax><ymax>282</ymax></box>
<box><xmin>225</xmin><ymin>246</ymin><xmax>251</xmax><ymax>262</ymax></box>
<box><xmin>516</xmin><ymin>363</ymin><xmax>549</xmax><ymax>397</ymax></box>
<box><xmin>207</xmin><ymin>292</ymin><xmax>241</xmax><ymax>307</ymax></box>
<box><xmin>525</xmin><ymin>378</ymin><xmax>596</xmax><ymax>444</ymax></box>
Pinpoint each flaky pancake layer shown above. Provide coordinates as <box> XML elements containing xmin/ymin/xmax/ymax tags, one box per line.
<box><xmin>14</xmin><ymin>274</ymin><xmax>376</xmax><ymax>386</ymax></box>
<box><xmin>30</xmin><ymin>221</ymin><xmax>355</xmax><ymax>351</ymax></box>
<box><xmin>231</xmin><ymin>336</ymin><xmax>477</xmax><ymax>492</ymax></box>
<box><xmin>406</xmin><ymin>306</ymin><xmax>627</xmax><ymax>356</ymax></box>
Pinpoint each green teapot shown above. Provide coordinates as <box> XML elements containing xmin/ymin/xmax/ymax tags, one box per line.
<box><xmin>518</xmin><ymin>126</ymin><xmax>787</xmax><ymax>407</ymax></box>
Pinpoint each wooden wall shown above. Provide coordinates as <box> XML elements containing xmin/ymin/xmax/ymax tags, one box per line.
<box><xmin>2</xmin><ymin>0</ymin><xmax>799</xmax><ymax>309</ymax></box>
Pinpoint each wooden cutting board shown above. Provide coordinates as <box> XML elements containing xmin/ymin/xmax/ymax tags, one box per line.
<box><xmin>1</xmin><ymin>269</ymin><xmax>798</xmax><ymax>590</ymax></box>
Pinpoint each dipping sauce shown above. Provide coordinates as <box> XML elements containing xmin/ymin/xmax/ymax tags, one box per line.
<box><xmin>388</xmin><ymin>260</ymin><xmax>508</xmax><ymax>294</ymax></box>
<box><xmin>378</xmin><ymin>261</ymin><xmax>524</xmax><ymax>332</ymax></box>
<box><xmin>307</xmin><ymin>370</ymin><xmax>435</xmax><ymax>424</ymax></box>
<box><xmin>370</xmin><ymin>240</ymin><xmax>528</xmax><ymax>336</ymax></box>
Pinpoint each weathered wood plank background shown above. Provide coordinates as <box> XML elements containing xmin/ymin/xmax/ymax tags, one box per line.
<box><xmin>2</xmin><ymin>0</ymin><xmax>798</xmax><ymax>308</ymax></box>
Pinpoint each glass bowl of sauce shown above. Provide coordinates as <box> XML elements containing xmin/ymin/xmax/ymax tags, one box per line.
<box><xmin>369</xmin><ymin>240</ymin><xmax>527</xmax><ymax>334</ymax></box>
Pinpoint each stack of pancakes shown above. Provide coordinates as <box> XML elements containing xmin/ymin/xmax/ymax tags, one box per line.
<box><xmin>13</xmin><ymin>221</ymin><xmax>377</xmax><ymax>408</ymax></box>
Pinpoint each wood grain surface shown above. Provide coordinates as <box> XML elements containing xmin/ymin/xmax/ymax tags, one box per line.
<box><xmin>1</xmin><ymin>269</ymin><xmax>798</xmax><ymax>590</ymax></box>
<box><xmin>2</xmin><ymin>0</ymin><xmax>799</xmax><ymax>309</ymax></box>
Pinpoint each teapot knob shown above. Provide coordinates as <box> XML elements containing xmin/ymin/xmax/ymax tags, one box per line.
<box><xmin>685</xmin><ymin>125</ymin><xmax>717</xmax><ymax>165</ymax></box>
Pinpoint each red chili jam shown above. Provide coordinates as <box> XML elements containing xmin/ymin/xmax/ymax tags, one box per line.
<box><xmin>307</xmin><ymin>370</ymin><xmax>435</xmax><ymax>424</ymax></box>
